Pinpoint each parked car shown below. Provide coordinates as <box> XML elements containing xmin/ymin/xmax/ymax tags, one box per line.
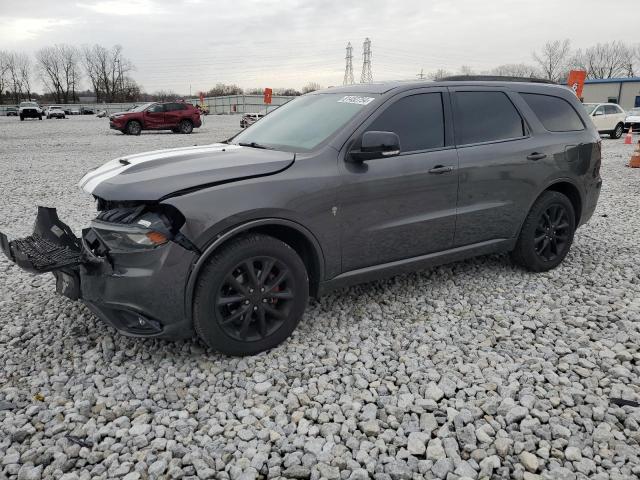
<box><xmin>18</xmin><ymin>101</ymin><xmax>43</xmax><ymax>121</ymax></box>
<box><xmin>109</xmin><ymin>101</ymin><xmax>202</xmax><ymax>135</ymax></box>
<box><xmin>1</xmin><ymin>78</ymin><xmax>602</xmax><ymax>355</ymax></box>
<box><xmin>80</xmin><ymin>107</ymin><xmax>95</xmax><ymax>115</ymax></box>
<box><xmin>5</xmin><ymin>106</ymin><xmax>18</xmax><ymax>116</ymax></box>
<box><xmin>96</xmin><ymin>110</ymin><xmax>108</xmax><ymax>118</ymax></box>
<box><xmin>582</xmin><ymin>102</ymin><xmax>626</xmax><ymax>138</ymax></box>
<box><xmin>46</xmin><ymin>106</ymin><xmax>66</xmax><ymax>119</ymax></box>
<box><xmin>240</xmin><ymin>112</ymin><xmax>264</xmax><ymax>128</ymax></box>
<box><xmin>624</xmin><ymin>108</ymin><xmax>640</xmax><ymax>132</ymax></box>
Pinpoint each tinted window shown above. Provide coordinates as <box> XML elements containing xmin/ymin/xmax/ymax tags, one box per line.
<box><xmin>520</xmin><ymin>93</ymin><xmax>584</xmax><ymax>132</ymax></box>
<box><xmin>454</xmin><ymin>91</ymin><xmax>524</xmax><ymax>145</ymax></box>
<box><xmin>147</xmin><ymin>104</ymin><xmax>164</xmax><ymax>113</ymax></box>
<box><xmin>166</xmin><ymin>103</ymin><xmax>187</xmax><ymax>111</ymax></box>
<box><xmin>604</xmin><ymin>105</ymin><xmax>620</xmax><ymax>115</ymax></box>
<box><xmin>367</xmin><ymin>93</ymin><xmax>444</xmax><ymax>152</ymax></box>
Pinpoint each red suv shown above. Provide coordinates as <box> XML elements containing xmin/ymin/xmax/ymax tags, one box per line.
<box><xmin>109</xmin><ymin>102</ymin><xmax>202</xmax><ymax>135</ymax></box>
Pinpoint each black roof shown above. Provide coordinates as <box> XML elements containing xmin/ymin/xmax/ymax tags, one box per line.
<box><xmin>317</xmin><ymin>76</ymin><xmax>565</xmax><ymax>95</ymax></box>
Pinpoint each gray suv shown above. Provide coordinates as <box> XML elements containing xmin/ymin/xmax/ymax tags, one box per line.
<box><xmin>1</xmin><ymin>78</ymin><xmax>602</xmax><ymax>355</ymax></box>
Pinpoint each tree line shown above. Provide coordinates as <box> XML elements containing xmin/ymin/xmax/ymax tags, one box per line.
<box><xmin>1</xmin><ymin>40</ymin><xmax>638</xmax><ymax>105</ymax></box>
<box><xmin>430</xmin><ymin>40</ymin><xmax>640</xmax><ymax>83</ymax></box>
<box><xmin>0</xmin><ymin>44</ymin><xmax>140</xmax><ymax>104</ymax></box>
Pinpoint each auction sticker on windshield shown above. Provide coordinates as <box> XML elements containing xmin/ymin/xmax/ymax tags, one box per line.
<box><xmin>338</xmin><ymin>96</ymin><xmax>375</xmax><ymax>105</ymax></box>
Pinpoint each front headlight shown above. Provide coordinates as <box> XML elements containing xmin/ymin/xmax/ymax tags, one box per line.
<box><xmin>92</xmin><ymin>221</ymin><xmax>168</xmax><ymax>252</ymax></box>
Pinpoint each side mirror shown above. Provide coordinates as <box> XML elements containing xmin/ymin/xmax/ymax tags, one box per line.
<box><xmin>349</xmin><ymin>131</ymin><xmax>401</xmax><ymax>162</ymax></box>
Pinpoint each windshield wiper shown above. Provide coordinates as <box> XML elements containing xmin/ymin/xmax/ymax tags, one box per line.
<box><xmin>238</xmin><ymin>142</ymin><xmax>273</xmax><ymax>150</ymax></box>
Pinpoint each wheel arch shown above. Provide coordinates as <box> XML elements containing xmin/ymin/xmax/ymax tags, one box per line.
<box><xmin>184</xmin><ymin>218</ymin><xmax>325</xmax><ymax>322</ymax></box>
<box><xmin>544</xmin><ymin>180</ymin><xmax>582</xmax><ymax>226</ymax></box>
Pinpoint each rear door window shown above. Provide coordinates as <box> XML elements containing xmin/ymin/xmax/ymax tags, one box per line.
<box><xmin>520</xmin><ymin>93</ymin><xmax>584</xmax><ymax>132</ymax></box>
<box><xmin>366</xmin><ymin>93</ymin><xmax>445</xmax><ymax>152</ymax></box>
<box><xmin>453</xmin><ymin>91</ymin><xmax>525</xmax><ymax>145</ymax></box>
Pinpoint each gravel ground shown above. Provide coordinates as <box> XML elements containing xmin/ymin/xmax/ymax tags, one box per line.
<box><xmin>0</xmin><ymin>116</ymin><xmax>639</xmax><ymax>480</ymax></box>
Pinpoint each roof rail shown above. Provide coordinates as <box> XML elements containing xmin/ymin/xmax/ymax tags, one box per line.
<box><xmin>441</xmin><ymin>75</ymin><xmax>557</xmax><ymax>84</ymax></box>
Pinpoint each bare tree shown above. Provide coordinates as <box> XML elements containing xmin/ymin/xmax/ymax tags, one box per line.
<box><xmin>5</xmin><ymin>52</ymin><xmax>32</xmax><ymax>102</ymax></box>
<box><xmin>0</xmin><ymin>51</ymin><xmax>10</xmax><ymax>104</ymax></box>
<box><xmin>491</xmin><ymin>63</ymin><xmax>540</xmax><ymax>78</ymax></box>
<box><xmin>428</xmin><ymin>69</ymin><xmax>453</xmax><ymax>81</ymax></box>
<box><xmin>575</xmin><ymin>41</ymin><xmax>636</xmax><ymax>79</ymax></box>
<box><xmin>36</xmin><ymin>44</ymin><xmax>81</xmax><ymax>103</ymax></box>
<box><xmin>205</xmin><ymin>83</ymin><xmax>243</xmax><ymax>97</ymax></box>
<box><xmin>302</xmin><ymin>82</ymin><xmax>322</xmax><ymax>94</ymax></box>
<box><xmin>532</xmin><ymin>39</ymin><xmax>572</xmax><ymax>82</ymax></box>
<box><xmin>82</xmin><ymin>44</ymin><xmax>134</xmax><ymax>102</ymax></box>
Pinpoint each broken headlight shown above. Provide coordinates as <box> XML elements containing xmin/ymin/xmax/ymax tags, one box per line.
<box><xmin>87</xmin><ymin>204</ymin><xmax>198</xmax><ymax>254</ymax></box>
<box><xmin>91</xmin><ymin>222</ymin><xmax>168</xmax><ymax>252</ymax></box>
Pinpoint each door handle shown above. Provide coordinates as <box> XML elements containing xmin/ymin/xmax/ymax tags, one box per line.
<box><xmin>428</xmin><ymin>165</ymin><xmax>453</xmax><ymax>174</ymax></box>
<box><xmin>527</xmin><ymin>152</ymin><xmax>547</xmax><ymax>161</ymax></box>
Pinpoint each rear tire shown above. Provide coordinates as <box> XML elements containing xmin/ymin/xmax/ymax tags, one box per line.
<box><xmin>126</xmin><ymin>120</ymin><xmax>142</xmax><ymax>135</ymax></box>
<box><xmin>610</xmin><ymin>123</ymin><xmax>624</xmax><ymax>139</ymax></box>
<box><xmin>511</xmin><ymin>191</ymin><xmax>576</xmax><ymax>272</ymax></box>
<box><xmin>20</xmin><ymin>115</ymin><xmax>24</xmax><ymax>121</ymax></box>
<box><xmin>193</xmin><ymin>234</ymin><xmax>309</xmax><ymax>356</ymax></box>
<box><xmin>178</xmin><ymin>119</ymin><xmax>193</xmax><ymax>134</ymax></box>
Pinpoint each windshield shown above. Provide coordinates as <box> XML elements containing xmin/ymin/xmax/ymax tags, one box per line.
<box><xmin>582</xmin><ymin>103</ymin><xmax>598</xmax><ymax>115</ymax></box>
<box><xmin>231</xmin><ymin>93</ymin><xmax>378</xmax><ymax>151</ymax></box>
<box><xmin>628</xmin><ymin>108</ymin><xmax>640</xmax><ymax>116</ymax></box>
<box><xmin>21</xmin><ymin>102</ymin><xmax>37</xmax><ymax>107</ymax></box>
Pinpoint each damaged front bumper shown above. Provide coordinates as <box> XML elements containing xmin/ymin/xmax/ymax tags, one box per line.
<box><xmin>0</xmin><ymin>206</ymin><xmax>198</xmax><ymax>339</ymax></box>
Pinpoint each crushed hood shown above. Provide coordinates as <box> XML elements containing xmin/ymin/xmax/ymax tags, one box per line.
<box><xmin>78</xmin><ymin>143</ymin><xmax>294</xmax><ymax>201</ymax></box>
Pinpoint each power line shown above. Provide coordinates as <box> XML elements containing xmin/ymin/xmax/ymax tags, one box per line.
<box><xmin>343</xmin><ymin>42</ymin><xmax>354</xmax><ymax>85</ymax></box>
<box><xmin>360</xmin><ymin>38</ymin><xmax>373</xmax><ymax>83</ymax></box>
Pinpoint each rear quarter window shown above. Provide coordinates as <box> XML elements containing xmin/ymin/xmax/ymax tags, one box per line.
<box><xmin>520</xmin><ymin>93</ymin><xmax>584</xmax><ymax>132</ymax></box>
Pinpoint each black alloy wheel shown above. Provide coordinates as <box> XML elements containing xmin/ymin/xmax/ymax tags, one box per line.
<box><xmin>194</xmin><ymin>234</ymin><xmax>309</xmax><ymax>356</ymax></box>
<box><xmin>534</xmin><ymin>204</ymin><xmax>571</xmax><ymax>262</ymax></box>
<box><xmin>511</xmin><ymin>190</ymin><xmax>576</xmax><ymax>272</ymax></box>
<box><xmin>216</xmin><ymin>256</ymin><xmax>294</xmax><ymax>342</ymax></box>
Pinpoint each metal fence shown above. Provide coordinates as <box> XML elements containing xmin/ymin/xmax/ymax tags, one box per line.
<box><xmin>1</xmin><ymin>95</ymin><xmax>296</xmax><ymax>116</ymax></box>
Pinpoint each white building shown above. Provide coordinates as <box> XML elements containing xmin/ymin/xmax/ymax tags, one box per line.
<box><xmin>581</xmin><ymin>78</ymin><xmax>640</xmax><ymax>110</ymax></box>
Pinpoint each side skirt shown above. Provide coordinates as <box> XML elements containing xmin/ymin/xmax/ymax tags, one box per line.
<box><xmin>318</xmin><ymin>238</ymin><xmax>515</xmax><ymax>296</ymax></box>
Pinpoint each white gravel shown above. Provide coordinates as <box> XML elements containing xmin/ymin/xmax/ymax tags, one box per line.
<box><xmin>1</xmin><ymin>116</ymin><xmax>639</xmax><ymax>480</ymax></box>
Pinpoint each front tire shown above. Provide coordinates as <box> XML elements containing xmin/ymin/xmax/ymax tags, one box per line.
<box><xmin>610</xmin><ymin>123</ymin><xmax>624</xmax><ymax>139</ymax></box>
<box><xmin>511</xmin><ymin>191</ymin><xmax>576</xmax><ymax>272</ymax></box>
<box><xmin>126</xmin><ymin>120</ymin><xmax>142</xmax><ymax>135</ymax></box>
<box><xmin>193</xmin><ymin>234</ymin><xmax>309</xmax><ymax>356</ymax></box>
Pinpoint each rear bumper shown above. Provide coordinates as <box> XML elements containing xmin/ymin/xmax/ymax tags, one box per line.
<box><xmin>1</xmin><ymin>207</ymin><xmax>196</xmax><ymax>339</ymax></box>
<box><xmin>20</xmin><ymin>110</ymin><xmax>40</xmax><ymax>118</ymax></box>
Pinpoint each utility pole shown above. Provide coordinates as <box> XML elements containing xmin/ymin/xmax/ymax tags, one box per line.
<box><xmin>360</xmin><ymin>38</ymin><xmax>373</xmax><ymax>83</ymax></box>
<box><xmin>343</xmin><ymin>42</ymin><xmax>354</xmax><ymax>85</ymax></box>
<box><xmin>417</xmin><ymin>69</ymin><xmax>426</xmax><ymax>79</ymax></box>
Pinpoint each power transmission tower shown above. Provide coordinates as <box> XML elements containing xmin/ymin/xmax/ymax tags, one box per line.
<box><xmin>343</xmin><ymin>42</ymin><xmax>354</xmax><ymax>85</ymax></box>
<box><xmin>360</xmin><ymin>38</ymin><xmax>373</xmax><ymax>83</ymax></box>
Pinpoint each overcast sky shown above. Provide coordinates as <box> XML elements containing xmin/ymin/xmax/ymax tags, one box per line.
<box><xmin>1</xmin><ymin>0</ymin><xmax>638</xmax><ymax>94</ymax></box>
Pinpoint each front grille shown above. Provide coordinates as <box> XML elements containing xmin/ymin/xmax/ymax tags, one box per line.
<box><xmin>11</xmin><ymin>234</ymin><xmax>82</xmax><ymax>271</ymax></box>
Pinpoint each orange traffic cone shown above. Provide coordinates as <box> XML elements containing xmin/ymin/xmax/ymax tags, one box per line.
<box><xmin>629</xmin><ymin>140</ymin><xmax>640</xmax><ymax>168</ymax></box>
<box><xmin>624</xmin><ymin>126</ymin><xmax>633</xmax><ymax>144</ymax></box>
